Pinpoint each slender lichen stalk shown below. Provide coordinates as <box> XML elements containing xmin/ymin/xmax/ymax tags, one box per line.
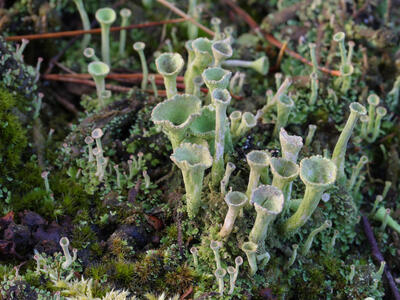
<box><xmin>331</xmin><ymin>102</ymin><xmax>367</xmax><ymax>185</ymax></box>
<box><xmin>59</xmin><ymin>237</ymin><xmax>77</xmax><ymax>269</ymax></box>
<box><xmin>233</xmin><ymin>112</ymin><xmax>256</xmax><ymax>140</ymax></box>
<box><xmin>214</xmin><ymin>268</ymin><xmax>226</xmax><ymax>296</ymax></box>
<box><xmin>95</xmin><ymin>8</ymin><xmax>116</xmax><ymax>66</ymax></box>
<box><xmin>187</xmin><ymin>0</ymin><xmax>198</xmax><ymax>39</ymax></box>
<box><xmin>210</xmin><ymin>240</ymin><xmax>223</xmax><ymax>269</ymax></box>
<box><xmin>309</xmin><ymin>72</ymin><xmax>318</xmax><ymax>105</ymax></box>
<box><xmin>371</xmin><ymin>106</ymin><xmax>387</xmax><ymax>141</ymax></box>
<box><xmin>347</xmin><ymin>155</ymin><xmax>368</xmax><ymax>190</ymax></box>
<box><xmin>282</xmin><ymin>156</ymin><xmax>337</xmax><ymax>235</ymax></box>
<box><xmin>242</xmin><ymin>242</ymin><xmax>258</xmax><ymax>276</ymax></box>
<box><xmin>119</xmin><ymin>8</ymin><xmax>132</xmax><ymax>56</ymax></box>
<box><xmin>273</xmin><ymin>94</ymin><xmax>294</xmax><ymax>136</ymax></box>
<box><xmin>229</xmin><ymin>111</ymin><xmax>241</xmax><ymax>135</ymax></box>
<box><xmin>333</xmin><ymin>32</ymin><xmax>347</xmax><ymax>67</ymax></box>
<box><xmin>133</xmin><ymin>42</ymin><xmax>149</xmax><ymax>91</ymax></box>
<box><xmin>84</xmin><ymin>136</ymin><xmax>94</xmax><ymax>162</ymax></box>
<box><xmin>285</xmin><ymin>244</ymin><xmax>298</xmax><ymax>269</ymax></box>
<box><xmin>156</xmin><ymin>52</ymin><xmax>185</xmax><ymax>98</ymax></box>
<box><xmin>211</xmin><ymin>88</ymin><xmax>231</xmax><ymax>186</ymax></box>
<box><xmin>190</xmin><ymin>247</ymin><xmax>199</xmax><ymax>267</ymax></box>
<box><xmin>88</xmin><ymin>61</ymin><xmax>110</xmax><ymax>108</ymax></box>
<box><xmin>302</xmin><ymin>220</ymin><xmax>332</xmax><ymax>255</ymax></box>
<box><xmin>373</xmin><ymin>207</ymin><xmax>400</xmax><ymax>233</ymax></box>
<box><xmin>220</xmin><ymin>162</ymin><xmax>236</xmax><ymax>195</ymax></box>
<box><xmin>249</xmin><ymin>185</ymin><xmax>284</xmax><ymax>246</ymax></box>
<box><xmin>305</xmin><ymin>124</ymin><xmax>317</xmax><ymax>148</ymax></box>
<box><xmin>219</xmin><ymin>191</ymin><xmax>247</xmax><ymax>238</ymax></box>
<box><xmin>367</xmin><ymin>94</ymin><xmax>380</xmax><ymax>134</ymax></box>
<box><xmin>228</xmin><ymin>256</ymin><xmax>242</xmax><ymax>294</ymax></box>
<box><xmin>222</xmin><ymin>56</ymin><xmax>269</xmax><ymax>75</ymax></box>
<box><xmin>73</xmin><ymin>0</ymin><xmax>91</xmax><ymax>49</ymax></box>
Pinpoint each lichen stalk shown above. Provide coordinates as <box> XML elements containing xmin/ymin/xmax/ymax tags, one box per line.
<box><xmin>245</xmin><ymin>150</ymin><xmax>270</xmax><ymax>199</ymax></box>
<box><xmin>214</xmin><ymin>268</ymin><xmax>226</xmax><ymax>296</ymax></box>
<box><xmin>305</xmin><ymin>124</ymin><xmax>317</xmax><ymax>147</ymax></box>
<box><xmin>309</xmin><ymin>72</ymin><xmax>318</xmax><ymax>105</ymax></box>
<box><xmin>73</xmin><ymin>0</ymin><xmax>91</xmax><ymax>49</ymax></box>
<box><xmin>302</xmin><ymin>220</ymin><xmax>332</xmax><ymax>255</ymax></box>
<box><xmin>273</xmin><ymin>94</ymin><xmax>294</xmax><ymax>136</ymax></box>
<box><xmin>283</xmin><ymin>156</ymin><xmax>337</xmax><ymax>235</ymax></box>
<box><xmin>88</xmin><ymin>61</ymin><xmax>110</xmax><ymax>108</ymax></box>
<box><xmin>211</xmin><ymin>88</ymin><xmax>231</xmax><ymax>186</ymax></box>
<box><xmin>331</xmin><ymin>102</ymin><xmax>367</xmax><ymax>185</ymax></box>
<box><xmin>210</xmin><ymin>240</ymin><xmax>223</xmax><ymax>269</ymax></box>
<box><xmin>219</xmin><ymin>191</ymin><xmax>247</xmax><ymax>238</ymax></box>
<box><xmin>170</xmin><ymin>143</ymin><xmax>212</xmax><ymax>218</ymax></box>
<box><xmin>118</xmin><ymin>8</ymin><xmax>132</xmax><ymax>56</ymax></box>
<box><xmin>367</xmin><ymin>94</ymin><xmax>380</xmax><ymax>134</ymax></box>
<box><xmin>133</xmin><ymin>42</ymin><xmax>149</xmax><ymax>91</ymax></box>
<box><xmin>242</xmin><ymin>242</ymin><xmax>258</xmax><ymax>276</ymax></box>
<box><xmin>229</xmin><ymin>111</ymin><xmax>242</xmax><ymax>135</ymax></box>
<box><xmin>222</xmin><ymin>56</ymin><xmax>269</xmax><ymax>75</ymax></box>
<box><xmin>347</xmin><ymin>155</ymin><xmax>368</xmax><ymax>190</ymax></box>
<box><xmin>95</xmin><ymin>8</ymin><xmax>116</xmax><ymax>66</ymax></box>
<box><xmin>220</xmin><ymin>162</ymin><xmax>236</xmax><ymax>195</ymax></box>
<box><xmin>372</xmin><ymin>106</ymin><xmax>387</xmax><ymax>141</ymax></box>
<box><xmin>285</xmin><ymin>244</ymin><xmax>298</xmax><ymax>269</ymax></box>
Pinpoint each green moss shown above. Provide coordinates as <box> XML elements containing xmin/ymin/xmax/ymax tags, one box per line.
<box><xmin>0</xmin><ymin>88</ymin><xmax>28</xmax><ymax>185</ymax></box>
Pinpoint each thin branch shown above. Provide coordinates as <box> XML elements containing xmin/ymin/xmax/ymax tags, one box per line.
<box><xmin>42</xmin><ymin>73</ymin><xmax>243</xmax><ymax>100</ymax></box>
<box><xmin>5</xmin><ymin>18</ymin><xmax>186</xmax><ymax>41</ymax></box>
<box><xmin>156</xmin><ymin>0</ymin><xmax>215</xmax><ymax>36</ymax></box>
<box><xmin>361</xmin><ymin>215</ymin><xmax>400</xmax><ymax>300</ymax></box>
<box><xmin>222</xmin><ymin>0</ymin><xmax>341</xmax><ymax>77</ymax></box>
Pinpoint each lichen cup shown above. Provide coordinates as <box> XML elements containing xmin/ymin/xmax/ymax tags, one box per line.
<box><xmin>245</xmin><ymin>150</ymin><xmax>270</xmax><ymax>199</ymax></box>
<box><xmin>170</xmin><ymin>143</ymin><xmax>212</xmax><ymax>218</ymax></box>
<box><xmin>269</xmin><ymin>157</ymin><xmax>299</xmax><ymax>212</ymax></box>
<box><xmin>282</xmin><ymin>155</ymin><xmax>337</xmax><ymax>235</ymax></box>
<box><xmin>156</xmin><ymin>53</ymin><xmax>185</xmax><ymax>99</ymax></box>
<box><xmin>151</xmin><ymin>94</ymin><xmax>201</xmax><ymax>150</ymax></box>
<box><xmin>249</xmin><ymin>185</ymin><xmax>284</xmax><ymax>246</ymax></box>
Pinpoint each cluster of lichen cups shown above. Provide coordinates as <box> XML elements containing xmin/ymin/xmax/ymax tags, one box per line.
<box><xmin>148</xmin><ymin>29</ymin><xmax>372</xmax><ymax>295</ymax></box>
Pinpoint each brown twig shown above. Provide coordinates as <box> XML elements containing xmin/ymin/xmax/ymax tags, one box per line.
<box><xmin>156</xmin><ymin>0</ymin><xmax>215</xmax><ymax>36</ymax></box>
<box><xmin>5</xmin><ymin>18</ymin><xmax>186</xmax><ymax>41</ymax></box>
<box><xmin>42</xmin><ymin>73</ymin><xmax>243</xmax><ymax>100</ymax></box>
<box><xmin>222</xmin><ymin>0</ymin><xmax>341</xmax><ymax>77</ymax></box>
<box><xmin>362</xmin><ymin>215</ymin><xmax>400</xmax><ymax>300</ymax></box>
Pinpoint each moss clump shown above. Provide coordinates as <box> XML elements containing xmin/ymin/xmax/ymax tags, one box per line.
<box><xmin>0</xmin><ymin>88</ymin><xmax>28</xmax><ymax>182</ymax></box>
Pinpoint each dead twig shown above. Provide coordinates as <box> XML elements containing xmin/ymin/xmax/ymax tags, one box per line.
<box><xmin>5</xmin><ymin>18</ymin><xmax>186</xmax><ymax>41</ymax></box>
<box><xmin>361</xmin><ymin>215</ymin><xmax>400</xmax><ymax>300</ymax></box>
<box><xmin>156</xmin><ymin>0</ymin><xmax>214</xmax><ymax>36</ymax></box>
<box><xmin>222</xmin><ymin>0</ymin><xmax>341</xmax><ymax>77</ymax></box>
<box><xmin>42</xmin><ymin>73</ymin><xmax>243</xmax><ymax>100</ymax></box>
